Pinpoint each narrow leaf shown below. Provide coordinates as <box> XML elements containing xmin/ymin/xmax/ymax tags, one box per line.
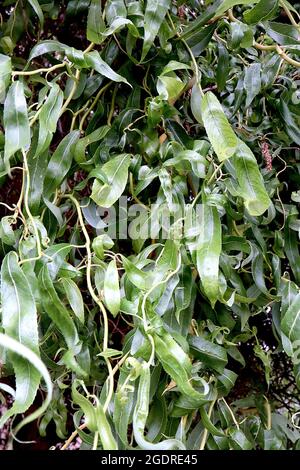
<box><xmin>74</xmin><ymin>125</ymin><xmax>110</xmax><ymax>164</ymax></box>
<box><xmin>191</xmin><ymin>83</ymin><xmax>203</xmax><ymax>125</ymax></box>
<box><xmin>215</xmin><ymin>0</ymin><xmax>260</xmax><ymax>17</ymax></box>
<box><xmin>133</xmin><ymin>362</ymin><xmax>185</xmax><ymax>449</ymax></box>
<box><xmin>105</xmin><ymin>0</ymin><xmax>127</xmax><ymax>24</ymax></box>
<box><xmin>243</xmin><ymin>0</ymin><xmax>278</xmax><ymax>24</ymax></box>
<box><xmin>186</xmin><ymin>24</ymin><xmax>216</xmax><ymax>57</ymax></box>
<box><xmin>265</xmin><ymin>21</ymin><xmax>300</xmax><ymax>45</ymax></box>
<box><xmin>228</xmin><ymin>428</ymin><xmax>253</xmax><ymax>450</ymax></box>
<box><xmin>0</xmin><ymin>252</ymin><xmax>40</xmax><ymax>426</ymax></box>
<box><xmin>104</xmin><ymin>259</ymin><xmax>120</xmax><ymax>317</ymax></box>
<box><xmin>284</xmin><ymin>221</ymin><xmax>300</xmax><ymax>284</ymax></box>
<box><xmin>28</xmin><ymin>0</ymin><xmax>44</xmax><ymax>28</ymax></box>
<box><xmin>196</xmin><ymin>202</ymin><xmax>221</xmax><ymax>307</ymax></box>
<box><xmin>281</xmin><ymin>281</ymin><xmax>300</xmax><ymax>343</ymax></box>
<box><xmin>189</xmin><ymin>335</ymin><xmax>228</xmax><ymax>373</ymax></box>
<box><xmin>36</xmin><ymin>83</ymin><xmax>64</xmax><ymax>156</ymax></box>
<box><xmin>85</xmin><ymin>51</ymin><xmax>130</xmax><ymax>86</ymax></box>
<box><xmin>87</xmin><ymin>0</ymin><xmax>105</xmax><ymax>43</ymax></box>
<box><xmin>29</xmin><ymin>40</ymin><xmax>66</xmax><ymax>61</ymax></box>
<box><xmin>0</xmin><ymin>333</ymin><xmax>52</xmax><ymax>431</ymax></box>
<box><xmin>0</xmin><ymin>54</ymin><xmax>11</xmax><ymax>103</ymax></box>
<box><xmin>216</xmin><ymin>43</ymin><xmax>229</xmax><ymax>92</ymax></box>
<box><xmin>39</xmin><ymin>83</ymin><xmax>63</xmax><ymax>133</ymax></box>
<box><xmin>44</xmin><ymin>130</ymin><xmax>80</xmax><ymax>197</ymax></box>
<box><xmin>122</xmin><ymin>256</ymin><xmax>153</xmax><ymax>290</ymax></box>
<box><xmin>28</xmin><ymin>148</ymin><xmax>48</xmax><ymax>215</ymax></box>
<box><xmin>141</xmin><ymin>0</ymin><xmax>171</xmax><ymax>61</ymax></box>
<box><xmin>153</xmin><ymin>333</ymin><xmax>209</xmax><ymax>404</ymax></box>
<box><xmin>4</xmin><ymin>81</ymin><xmax>30</xmax><ymax>169</ymax></box>
<box><xmin>72</xmin><ymin>380</ymin><xmax>118</xmax><ymax>449</ymax></box>
<box><xmin>39</xmin><ymin>265</ymin><xmax>81</xmax><ymax>353</ymax></box>
<box><xmin>244</xmin><ymin>63</ymin><xmax>261</xmax><ymax>108</ymax></box>
<box><xmin>91</xmin><ymin>153</ymin><xmax>131</xmax><ymax>207</ymax></box>
<box><xmin>61</xmin><ymin>278</ymin><xmax>85</xmax><ymax>324</ymax></box>
<box><xmin>231</xmin><ymin>139</ymin><xmax>271</xmax><ymax>216</ymax></box>
<box><xmin>201</xmin><ymin>91</ymin><xmax>238</xmax><ymax>161</ymax></box>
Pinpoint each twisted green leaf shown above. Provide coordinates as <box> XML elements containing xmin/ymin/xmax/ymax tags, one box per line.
<box><xmin>0</xmin><ymin>252</ymin><xmax>41</xmax><ymax>427</ymax></box>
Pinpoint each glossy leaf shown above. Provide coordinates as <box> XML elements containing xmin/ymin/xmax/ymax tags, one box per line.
<box><xmin>87</xmin><ymin>0</ymin><xmax>105</xmax><ymax>43</ymax></box>
<box><xmin>27</xmin><ymin>147</ymin><xmax>48</xmax><ymax>215</ymax></box>
<box><xmin>186</xmin><ymin>24</ymin><xmax>216</xmax><ymax>57</ymax></box>
<box><xmin>74</xmin><ymin>125</ymin><xmax>110</xmax><ymax>163</ymax></box>
<box><xmin>281</xmin><ymin>280</ymin><xmax>300</xmax><ymax>343</ymax></box>
<box><xmin>191</xmin><ymin>82</ymin><xmax>203</xmax><ymax>125</ymax></box>
<box><xmin>243</xmin><ymin>0</ymin><xmax>278</xmax><ymax>24</ymax></box>
<box><xmin>39</xmin><ymin>265</ymin><xmax>81</xmax><ymax>353</ymax></box>
<box><xmin>29</xmin><ymin>40</ymin><xmax>66</xmax><ymax>61</ymax></box>
<box><xmin>133</xmin><ymin>362</ymin><xmax>185</xmax><ymax>449</ymax></box>
<box><xmin>215</xmin><ymin>0</ymin><xmax>259</xmax><ymax>17</ymax></box>
<box><xmin>216</xmin><ymin>43</ymin><xmax>229</xmax><ymax>92</ymax></box>
<box><xmin>105</xmin><ymin>0</ymin><xmax>127</xmax><ymax>24</ymax></box>
<box><xmin>61</xmin><ymin>278</ymin><xmax>85</xmax><ymax>324</ymax></box>
<box><xmin>264</xmin><ymin>21</ymin><xmax>300</xmax><ymax>45</ymax></box>
<box><xmin>196</xmin><ymin>202</ymin><xmax>221</xmax><ymax>307</ymax></box>
<box><xmin>244</xmin><ymin>63</ymin><xmax>261</xmax><ymax>108</ymax></box>
<box><xmin>201</xmin><ymin>91</ymin><xmax>238</xmax><ymax>161</ymax></box>
<box><xmin>0</xmin><ymin>252</ymin><xmax>40</xmax><ymax>426</ymax></box>
<box><xmin>231</xmin><ymin>140</ymin><xmax>271</xmax><ymax>216</ymax></box>
<box><xmin>85</xmin><ymin>51</ymin><xmax>130</xmax><ymax>86</ymax></box>
<box><xmin>92</xmin><ymin>234</ymin><xmax>114</xmax><ymax>259</ymax></box>
<box><xmin>101</xmin><ymin>18</ymin><xmax>139</xmax><ymax>40</ymax></box>
<box><xmin>36</xmin><ymin>83</ymin><xmax>64</xmax><ymax>156</ymax></box>
<box><xmin>0</xmin><ymin>216</ymin><xmax>16</xmax><ymax>246</ymax></box>
<box><xmin>0</xmin><ymin>333</ymin><xmax>52</xmax><ymax>431</ymax></box>
<box><xmin>189</xmin><ymin>335</ymin><xmax>228</xmax><ymax>373</ymax></box>
<box><xmin>39</xmin><ymin>84</ymin><xmax>63</xmax><ymax>132</ymax></box>
<box><xmin>153</xmin><ymin>331</ymin><xmax>209</xmax><ymax>404</ymax></box>
<box><xmin>4</xmin><ymin>81</ymin><xmax>30</xmax><ymax>169</ymax></box>
<box><xmin>91</xmin><ymin>153</ymin><xmax>131</xmax><ymax>207</ymax></box>
<box><xmin>284</xmin><ymin>221</ymin><xmax>300</xmax><ymax>284</ymax></box>
<box><xmin>122</xmin><ymin>256</ymin><xmax>153</xmax><ymax>290</ymax></box>
<box><xmin>95</xmin><ymin>401</ymin><xmax>118</xmax><ymax>449</ymax></box>
<box><xmin>230</xmin><ymin>21</ymin><xmax>254</xmax><ymax>49</ymax></box>
<box><xmin>141</xmin><ymin>0</ymin><xmax>171</xmax><ymax>61</ymax></box>
<box><xmin>104</xmin><ymin>259</ymin><xmax>120</xmax><ymax>317</ymax></box>
<box><xmin>181</xmin><ymin>2</ymin><xmax>221</xmax><ymax>39</ymax></box>
<box><xmin>28</xmin><ymin>0</ymin><xmax>44</xmax><ymax>28</ymax></box>
<box><xmin>228</xmin><ymin>428</ymin><xmax>253</xmax><ymax>450</ymax></box>
<box><xmin>44</xmin><ymin>130</ymin><xmax>80</xmax><ymax>197</ymax></box>
<box><xmin>279</xmin><ymin>98</ymin><xmax>300</xmax><ymax>146</ymax></box>
<box><xmin>0</xmin><ymin>53</ymin><xmax>11</xmax><ymax>103</ymax></box>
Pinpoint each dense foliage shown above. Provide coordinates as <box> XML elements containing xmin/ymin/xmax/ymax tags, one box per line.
<box><xmin>1</xmin><ymin>0</ymin><xmax>300</xmax><ymax>450</ymax></box>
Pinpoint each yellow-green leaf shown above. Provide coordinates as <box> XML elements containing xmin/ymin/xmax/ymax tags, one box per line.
<box><xmin>0</xmin><ymin>252</ymin><xmax>40</xmax><ymax>427</ymax></box>
<box><xmin>104</xmin><ymin>259</ymin><xmax>120</xmax><ymax>317</ymax></box>
<box><xmin>231</xmin><ymin>139</ymin><xmax>271</xmax><ymax>216</ymax></box>
<box><xmin>4</xmin><ymin>81</ymin><xmax>30</xmax><ymax>169</ymax></box>
<box><xmin>91</xmin><ymin>153</ymin><xmax>131</xmax><ymax>208</ymax></box>
<box><xmin>201</xmin><ymin>91</ymin><xmax>238</xmax><ymax>161</ymax></box>
<box><xmin>196</xmin><ymin>202</ymin><xmax>221</xmax><ymax>307</ymax></box>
